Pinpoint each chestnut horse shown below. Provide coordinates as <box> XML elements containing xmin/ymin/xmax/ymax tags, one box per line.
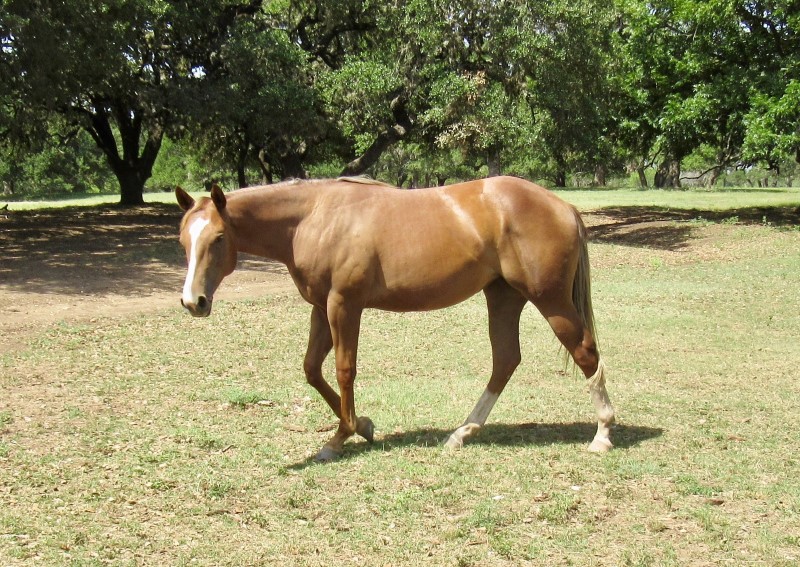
<box><xmin>176</xmin><ymin>176</ymin><xmax>615</xmax><ymax>461</ymax></box>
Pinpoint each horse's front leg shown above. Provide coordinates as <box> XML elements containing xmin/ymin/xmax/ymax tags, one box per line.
<box><xmin>315</xmin><ymin>295</ymin><xmax>374</xmax><ymax>462</ymax></box>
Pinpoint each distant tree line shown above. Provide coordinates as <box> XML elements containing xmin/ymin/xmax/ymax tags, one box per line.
<box><xmin>1</xmin><ymin>0</ymin><xmax>798</xmax><ymax>204</ymax></box>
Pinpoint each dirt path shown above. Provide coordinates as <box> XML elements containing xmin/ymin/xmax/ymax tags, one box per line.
<box><xmin>0</xmin><ymin>204</ymin><xmax>294</xmax><ymax>353</ymax></box>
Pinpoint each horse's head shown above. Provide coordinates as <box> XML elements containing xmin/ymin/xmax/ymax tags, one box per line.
<box><xmin>176</xmin><ymin>185</ymin><xmax>237</xmax><ymax>317</ymax></box>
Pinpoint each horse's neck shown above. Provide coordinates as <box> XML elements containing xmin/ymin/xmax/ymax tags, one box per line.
<box><xmin>227</xmin><ymin>186</ymin><xmax>312</xmax><ymax>264</ymax></box>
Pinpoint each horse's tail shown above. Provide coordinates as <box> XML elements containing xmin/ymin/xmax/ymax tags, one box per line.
<box><xmin>572</xmin><ymin>208</ymin><xmax>597</xmax><ymax>348</ymax></box>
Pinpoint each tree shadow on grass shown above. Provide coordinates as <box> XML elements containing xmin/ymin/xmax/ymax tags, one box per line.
<box><xmin>0</xmin><ymin>203</ymin><xmax>285</xmax><ymax>296</ymax></box>
<box><xmin>288</xmin><ymin>421</ymin><xmax>663</xmax><ymax>468</ymax></box>
<box><xmin>588</xmin><ymin>204</ymin><xmax>799</xmax><ymax>251</ymax></box>
<box><xmin>4</xmin><ymin>201</ymin><xmax>796</xmax><ymax>296</ymax></box>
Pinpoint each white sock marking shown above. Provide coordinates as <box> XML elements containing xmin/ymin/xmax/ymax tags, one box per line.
<box><xmin>464</xmin><ymin>388</ymin><xmax>500</xmax><ymax>426</ymax></box>
<box><xmin>182</xmin><ymin>217</ymin><xmax>210</xmax><ymax>304</ymax></box>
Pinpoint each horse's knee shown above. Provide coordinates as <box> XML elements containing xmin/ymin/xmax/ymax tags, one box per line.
<box><xmin>303</xmin><ymin>361</ymin><xmax>322</xmax><ymax>387</ymax></box>
<box><xmin>573</xmin><ymin>348</ymin><xmax>598</xmax><ymax>373</ymax></box>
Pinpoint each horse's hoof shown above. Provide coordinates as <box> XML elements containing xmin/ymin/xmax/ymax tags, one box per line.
<box><xmin>443</xmin><ymin>434</ymin><xmax>463</xmax><ymax>451</ymax></box>
<box><xmin>314</xmin><ymin>446</ymin><xmax>342</xmax><ymax>463</ymax></box>
<box><xmin>588</xmin><ymin>437</ymin><xmax>613</xmax><ymax>453</ymax></box>
<box><xmin>356</xmin><ymin>416</ymin><xmax>375</xmax><ymax>444</ymax></box>
<box><xmin>443</xmin><ymin>423</ymin><xmax>480</xmax><ymax>451</ymax></box>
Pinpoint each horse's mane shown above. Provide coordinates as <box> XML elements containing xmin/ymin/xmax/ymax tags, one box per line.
<box><xmin>335</xmin><ymin>176</ymin><xmax>395</xmax><ymax>188</ymax></box>
<box><xmin>230</xmin><ymin>176</ymin><xmax>395</xmax><ymax>195</ymax></box>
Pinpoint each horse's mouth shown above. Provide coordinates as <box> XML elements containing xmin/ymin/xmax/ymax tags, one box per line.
<box><xmin>181</xmin><ymin>296</ymin><xmax>213</xmax><ymax>317</ymax></box>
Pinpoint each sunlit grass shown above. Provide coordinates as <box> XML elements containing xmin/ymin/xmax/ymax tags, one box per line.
<box><xmin>553</xmin><ymin>185</ymin><xmax>800</xmax><ymax>211</ymax></box>
<box><xmin>6</xmin><ymin>183</ymin><xmax>800</xmax><ymax>212</ymax></box>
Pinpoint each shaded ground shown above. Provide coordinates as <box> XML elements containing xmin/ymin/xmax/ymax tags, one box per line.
<box><xmin>0</xmin><ymin>204</ymin><xmax>293</xmax><ymax>352</ymax></box>
<box><xmin>1</xmin><ymin>201</ymin><xmax>798</xmax><ymax>353</ymax></box>
<box><xmin>588</xmin><ymin>204</ymin><xmax>800</xmax><ymax>251</ymax></box>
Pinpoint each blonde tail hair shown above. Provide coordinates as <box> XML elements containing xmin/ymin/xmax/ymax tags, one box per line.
<box><xmin>572</xmin><ymin>209</ymin><xmax>597</xmax><ymax>349</ymax></box>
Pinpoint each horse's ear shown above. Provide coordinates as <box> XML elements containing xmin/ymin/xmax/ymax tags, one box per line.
<box><xmin>175</xmin><ymin>186</ymin><xmax>195</xmax><ymax>211</ymax></box>
<box><xmin>210</xmin><ymin>184</ymin><xmax>227</xmax><ymax>211</ymax></box>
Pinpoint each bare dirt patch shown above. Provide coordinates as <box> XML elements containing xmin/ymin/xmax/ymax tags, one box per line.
<box><xmin>0</xmin><ymin>204</ymin><xmax>294</xmax><ymax>353</ymax></box>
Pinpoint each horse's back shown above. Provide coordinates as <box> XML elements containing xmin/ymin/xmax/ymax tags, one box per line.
<box><xmin>332</xmin><ymin>176</ymin><xmax>576</xmax><ymax>235</ymax></box>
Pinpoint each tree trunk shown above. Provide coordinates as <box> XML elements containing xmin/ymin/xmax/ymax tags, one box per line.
<box><xmin>636</xmin><ymin>165</ymin><xmax>648</xmax><ymax>188</ymax></box>
<box><xmin>654</xmin><ymin>159</ymin><xmax>681</xmax><ymax>188</ymax></box>
<box><xmin>340</xmin><ymin>123</ymin><xmax>407</xmax><ymax>176</ymax></box>
<box><xmin>257</xmin><ymin>148</ymin><xmax>273</xmax><ymax>184</ymax></box>
<box><xmin>593</xmin><ymin>164</ymin><xmax>606</xmax><ymax>186</ymax></box>
<box><xmin>341</xmin><ymin>93</ymin><xmax>412</xmax><ymax>177</ymax></box>
<box><xmin>236</xmin><ymin>145</ymin><xmax>248</xmax><ymax>188</ymax></box>
<box><xmin>487</xmin><ymin>149</ymin><xmax>502</xmax><ymax>177</ymax></box>
<box><xmin>707</xmin><ymin>166</ymin><xmax>722</xmax><ymax>187</ymax></box>
<box><xmin>116</xmin><ymin>167</ymin><xmax>147</xmax><ymax>206</ymax></box>
<box><xmin>279</xmin><ymin>151</ymin><xmax>306</xmax><ymax>180</ymax></box>
<box><xmin>554</xmin><ymin>169</ymin><xmax>567</xmax><ymax>187</ymax></box>
<box><xmin>83</xmin><ymin>104</ymin><xmax>163</xmax><ymax>206</ymax></box>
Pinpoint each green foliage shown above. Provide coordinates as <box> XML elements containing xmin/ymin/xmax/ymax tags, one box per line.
<box><xmin>321</xmin><ymin>57</ymin><xmax>403</xmax><ymax>142</ymax></box>
<box><xmin>615</xmin><ymin>0</ymin><xmax>799</xmax><ymax>186</ymax></box>
<box><xmin>0</xmin><ymin>128</ymin><xmax>115</xmax><ymax>198</ymax></box>
<box><xmin>1</xmin><ymin>0</ymin><xmax>799</xmax><ymax>198</ymax></box>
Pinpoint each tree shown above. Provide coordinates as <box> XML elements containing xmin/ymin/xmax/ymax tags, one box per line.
<box><xmin>614</xmin><ymin>0</ymin><xmax>798</xmax><ymax>188</ymax></box>
<box><xmin>185</xmin><ymin>15</ymin><xmax>326</xmax><ymax>185</ymax></box>
<box><xmin>739</xmin><ymin>1</ymin><xmax>800</xmax><ymax>171</ymax></box>
<box><xmin>288</xmin><ymin>0</ymin><xmax>411</xmax><ymax>177</ymax></box>
<box><xmin>1</xmin><ymin>0</ymin><xmax>262</xmax><ymax>205</ymax></box>
<box><xmin>317</xmin><ymin>0</ymin><xmax>618</xmax><ymax>182</ymax></box>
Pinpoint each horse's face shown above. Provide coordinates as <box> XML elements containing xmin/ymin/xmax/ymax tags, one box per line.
<box><xmin>176</xmin><ymin>185</ymin><xmax>237</xmax><ymax>317</ymax></box>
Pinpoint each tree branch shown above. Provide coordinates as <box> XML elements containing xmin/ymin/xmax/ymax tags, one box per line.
<box><xmin>340</xmin><ymin>94</ymin><xmax>412</xmax><ymax>176</ymax></box>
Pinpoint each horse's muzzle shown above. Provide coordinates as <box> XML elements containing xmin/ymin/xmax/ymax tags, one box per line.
<box><xmin>181</xmin><ymin>295</ymin><xmax>212</xmax><ymax>317</ymax></box>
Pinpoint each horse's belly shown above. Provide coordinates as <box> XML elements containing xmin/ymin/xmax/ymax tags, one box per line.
<box><xmin>367</xmin><ymin>263</ymin><xmax>496</xmax><ymax>311</ymax></box>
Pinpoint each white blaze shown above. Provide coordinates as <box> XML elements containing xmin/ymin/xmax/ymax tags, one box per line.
<box><xmin>182</xmin><ymin>217</ymin><xmax>211</xmax><ymax>304</ymax></box>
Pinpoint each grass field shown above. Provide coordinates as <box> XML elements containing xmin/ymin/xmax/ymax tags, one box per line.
<box><xmin>1</xmin><ymin>187</ymin><xmax>799</xmax><ymax>565</ymax></box>
<box><xmin>5</xmin><ymin>184</ymin><xmax>800</xmax><ymax>212</ymax></box>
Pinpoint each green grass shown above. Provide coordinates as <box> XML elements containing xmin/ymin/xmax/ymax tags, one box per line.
<box><xmin>6</xmin><ymin>184</ymin><xmax>800</xmax><ymax>212</ymax></box>
<box><xmin>1</xmin><ymin>193</ymin><xmax>799</xmax><ymax>565</ymax></box>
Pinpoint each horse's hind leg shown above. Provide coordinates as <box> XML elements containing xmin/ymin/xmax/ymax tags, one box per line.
<box><xmin>304</xmin><ymin>306</ymin><xmax>340</xmax><ymax>417</ymax></box>
<box><xmin>445</xmin><ymin>279</ymin><xmax>526</xmax><ymax>450</ymax></box>
<box><xmin>537</xmin><ymin>298</ymin><xmax>615</xmax><ymax>452</ymax></box>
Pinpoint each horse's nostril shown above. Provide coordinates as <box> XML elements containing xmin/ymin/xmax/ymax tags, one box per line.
<box><xmin>197</xmin><ymin>296</ymin><xmax>208</xmax><ymax>310</ymax></box>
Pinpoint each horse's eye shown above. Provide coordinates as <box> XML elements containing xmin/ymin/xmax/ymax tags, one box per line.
<box><xmin>215</xmin><ymin>234</ymin><xmax>225</xmax><ymax>243</ymax></box>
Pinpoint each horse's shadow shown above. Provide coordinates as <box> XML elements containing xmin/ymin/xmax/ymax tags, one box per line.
<box><xmin>288</xmin><ymin>421</ymin><xmax>663</xmax><ymax>469</ymax></box>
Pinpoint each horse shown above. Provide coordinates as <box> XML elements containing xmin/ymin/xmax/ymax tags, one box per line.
<box><xmin>175</xmin><ymin>176</ymin><xmax>615</xmax><ymax>462</ymax></box>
